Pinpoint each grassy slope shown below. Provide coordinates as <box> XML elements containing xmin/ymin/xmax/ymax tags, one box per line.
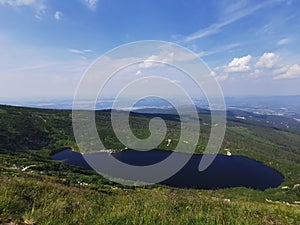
<box><xmin>1</xmin><ymin>174</ymin><xmax>299</xmax><ymax>225</ymax></box>
<box><xmin>0</xmin><ymin>104</ymin><xmax>300</xmax><ymax>224</ymax></box>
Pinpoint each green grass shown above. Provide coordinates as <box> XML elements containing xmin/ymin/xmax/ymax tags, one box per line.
<box><xmin>1</xmin><ymin>104</ymin><xmax>300</xmax><ymax>224</ymax></box>
<box><xmin>1</xmin><ymin>175</ymin><xmax>299</xmax><ymax>225</ymax></box>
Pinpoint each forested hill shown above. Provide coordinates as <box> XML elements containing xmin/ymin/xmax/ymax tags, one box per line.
<box><xmin>1</xmin><ymin>104</ymin><xmax>300</xmax><ymax>224</ymax></box>
<box><xmin>1</xmin><ymin>103</ymin><xmax>299</xmax><ymax>156</ymax></box>
<box><xmin>1</xmin><ymin>103</ymin><xmax>300</xmax><ymax>182</ymax></box>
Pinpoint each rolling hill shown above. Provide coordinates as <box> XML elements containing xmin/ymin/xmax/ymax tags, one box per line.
<box><xmin>0</xmin><ymin>104</ymin><xmax>300</xmax><ymax>224</ymax></box>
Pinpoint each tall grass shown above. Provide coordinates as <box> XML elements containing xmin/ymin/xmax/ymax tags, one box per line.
<box><xmin>1</xmin><ymin>175</ymin><xmax>299</xmax><ymax>225</ymax></box>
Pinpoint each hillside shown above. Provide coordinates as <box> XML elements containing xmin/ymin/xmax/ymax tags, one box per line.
<box><xmin>0</xmin><ymin>104</ymin><xmax>300</xmax><ymax>224</ymax></box>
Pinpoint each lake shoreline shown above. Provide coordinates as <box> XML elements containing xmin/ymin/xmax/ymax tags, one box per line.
<box><xmin>51</xmin><ymin>147</ymin><xmax>285</xmax><ymax>181</ymax></box>
<box><xmin>50</xmin><ymin>147</ymin><xmax>285</xmax><ymax>183</ymax></box>
<box><xmin>52</xmin><ymin>148</ymin><xmax>285</xmax><ymax>190</ymax></box>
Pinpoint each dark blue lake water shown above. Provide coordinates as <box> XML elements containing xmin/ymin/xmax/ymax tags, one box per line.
<box><xmin>52</xmin><ymin>149</ymin><xmax>284</xmax><ymax>190</ymax></box>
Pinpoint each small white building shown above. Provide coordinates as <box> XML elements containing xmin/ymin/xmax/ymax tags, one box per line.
<box><xmin>166</xmin><ymin>139</ymin><xmax>172</xmax><ymax>147</ymax></box>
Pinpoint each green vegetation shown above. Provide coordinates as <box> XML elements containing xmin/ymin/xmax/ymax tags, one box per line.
<box><xmin>0</xmin><ymin>104</ymin><xmax>300</xmax><ymax>224</ymax></box>
<box><xmin>1</xmin><ymin>175</ymin><xmax>299</xmax><ymax>225</ymax></box>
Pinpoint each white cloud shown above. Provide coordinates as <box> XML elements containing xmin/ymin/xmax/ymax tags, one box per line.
<box><xmin>135</xmin><ymin>70</ymin><xmax>142</xmax><ymax>76</ymax></box>
<box><xmin>82</xmin><ymin>0</ymin><xmax>99</xmax><ymax>10</ymax></box>
<box><xmin>169</xmin><ymin>79</ymin><xmax>180</xmax><ymax>84</ymax></box>
<box><xmin>277</xmin><ymin>38</ymin><xmax>290</xmax><ymax>46</ymax></box>
<box><xmin>248</xmin><ymin>69</ymin><xmax>262</xmax><ymax>78</ymax></box>
<box><xmin>215</xmin><ymin>74</ymin><xmax>228</xmax><ymax>81</ymax></box>
<box><xmin>182</xmin><ymin>1</ymin><xmax>279</xmax><ymax>42</ymax></box>
<box><xmin>68</xmin><ymin>48</ymin><xmax>94</xmax><ymax>55</ymax></box>
<box><xmin>255</xmin><ymin>52</ymin><xmax>279</xmax><ymax>68</ymax></box>
<box><xmin>198</xmin><ymin>43</ymin><xmax>240</xmax><ymax>57</ymax></box>
<box><xmin>68</xmin><ymin>49</ymin><xmax>83</xmax><ymax>54</ymax></box>
<box><xmin>0</xmin><ymin>0</ymin><xmax>46</xmax><ymax>15</ymax></box>
<box><xmin>54</xmin><ymin>11</ymin><xmax>62</xmax><ymax>20</ymax></box>
<box><xmin>82</xmin><ymin>49</ymin><xmax>93</xmax><ymax>53</ymax></box>
<box><xmin>139</xmin><ymin>51</ymin><xmax>194</xmax><ymax>68</ymax></box>
<box><xmin>274</xmin><ymin>64</ymin><xmax>300</xmax><ymax>79</ymax></box>
<box><xmin>216</xmin><ymin>52</ymin><xmax>300</xmax><ymax>81</ymax></box>
<box><xmin>224</xmin><ymin>55</ymin><xmax>252</xmax><ymax>72</ymax></box>
<box><xmin>273</xmin><ymin>66</ymin><xmax>288</xmax><ymax>75</ymax></box>
<box><xmin>210</xmin><ymin>69</ymin><xmax>228</xmax><ymax>82</ymax></box>
<box><xmin>0</xmin><ymin>0</ymin><xmax>37</xmax><ymax>7</ymax></box>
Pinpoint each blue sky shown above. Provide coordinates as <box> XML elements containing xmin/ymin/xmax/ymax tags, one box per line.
<box><xmin>0</xmin><ymin>0</ymin><xmax>300</xmax><ymax>100</ymax></box>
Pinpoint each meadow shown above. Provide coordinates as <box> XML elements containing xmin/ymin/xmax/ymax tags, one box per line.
<box><xmin>0</xmin><ymin>104</ymin><xmax>300</xmax><ymax>224</ymax></box>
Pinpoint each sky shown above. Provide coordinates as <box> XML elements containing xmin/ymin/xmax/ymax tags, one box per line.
<box><xmin>0</xmin><ymin>0</ymin><xmax>300</xmax><ymax>101</ymax></box>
